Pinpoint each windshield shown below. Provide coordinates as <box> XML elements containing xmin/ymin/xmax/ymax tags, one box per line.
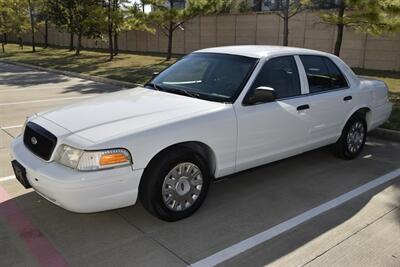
<box><xmin>146</xmin><ymin>53</ymin><xmax>258</xmax><ymax>103</ymax></box>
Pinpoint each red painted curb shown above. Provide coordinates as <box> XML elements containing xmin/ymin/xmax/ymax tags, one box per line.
<box><xmin>0</xmin><ymin>186</ymin><xmax>68</xmax><ymax>267</ymax></box>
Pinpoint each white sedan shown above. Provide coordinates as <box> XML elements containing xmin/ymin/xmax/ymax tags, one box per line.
<box><xmin>11</xmin><ymin>46</ymin><xmax>392</xmax><ymax>221</ymax></box>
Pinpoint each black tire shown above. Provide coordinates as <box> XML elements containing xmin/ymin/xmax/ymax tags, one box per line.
<box><xmin>332</xmin><ymin>114</ymin><xmax>367</xmax><ymax>160</ymax></box>
<box><xmin>139</xmin><ymin>146</ymin><xmax>210</xmax><ymax>221</ymax></box>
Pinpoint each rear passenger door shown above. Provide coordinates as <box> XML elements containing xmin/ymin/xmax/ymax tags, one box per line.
<box><xmin>299</xmin><ymin>55</ymin><xmax>355</xmax><ymax>147</ymax></box>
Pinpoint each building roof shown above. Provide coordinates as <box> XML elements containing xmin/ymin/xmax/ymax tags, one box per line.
<box><xmin>194</xmin><ymin>45</ymin><xmax>331</xmax><ymax>59</ymax></box>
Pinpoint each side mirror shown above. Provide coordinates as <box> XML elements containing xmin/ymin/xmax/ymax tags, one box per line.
<box><xmin>244</xmin><ymin>86</ymin><xmax>276</xmax><ymax>105</ymax></box>
<box><xmin>152</xmin><ymin>72</ymin><xmax>160</xmax><ymax>78</ymax></box>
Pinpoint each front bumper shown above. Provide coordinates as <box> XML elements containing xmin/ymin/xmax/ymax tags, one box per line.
<box><xmin>10</xmin><ymin>136</ymin><xmax>144</xmax><ymax>213</ymax></box>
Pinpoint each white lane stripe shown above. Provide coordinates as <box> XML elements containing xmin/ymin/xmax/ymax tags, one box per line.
<box><xmin>0</xmin><ymin>96</ymin><xmax>92</xmax><ymax>106</ymax></box>
<box><xmin>191</xmin><ymin>168</ymin><xmax>400</xmax><ymax>267</ymax></box>
<box><xmin>0</xmin><ymin>175</ymin><xmax>15</xmax><ymax>182</ymax></box>
<box><xmin>1</xmin><ymin>125</ymin><xmax>23</xmax><ymax>130</ymax></box>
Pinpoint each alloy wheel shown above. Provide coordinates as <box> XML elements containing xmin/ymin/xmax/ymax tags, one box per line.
<box><xmin>346</xmin><ymin>121</ymin><xmax>365</xmax><ymax>154</ymax></box>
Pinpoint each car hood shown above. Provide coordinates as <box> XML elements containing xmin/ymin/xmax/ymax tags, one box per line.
<box><xmin>39</xmin><ymin>87</ymin><xmax>225</xmax><ymax>142</ymax></box>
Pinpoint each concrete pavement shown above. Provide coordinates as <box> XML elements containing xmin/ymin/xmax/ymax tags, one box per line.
<box><xmin>0</xmin><ymin>62</ymin><xmax>399</xmax><ymax>267</ymax></box>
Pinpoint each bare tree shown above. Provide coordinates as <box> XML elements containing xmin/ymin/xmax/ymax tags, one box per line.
<box><xmin>28</xmin><ymin>0</ymin><xmax>36</xmax><ymax>52</ymax></box>
<box><xmin>274</xmin><ymin>0</ymin><xmax>309</xmax><ymax>46</ymax></box>
<box><xmin>147</xmin><ymin>0</ymin><xmax>219</xmax><ymax>60</ymax></box>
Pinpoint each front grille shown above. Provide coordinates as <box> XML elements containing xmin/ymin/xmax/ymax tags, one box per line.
<box><xmin>23</xmin><ymin>122</ymin><xmax>57</xmax><ymax>161</ymax></box>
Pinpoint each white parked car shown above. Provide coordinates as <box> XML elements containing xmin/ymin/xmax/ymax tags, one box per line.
<box><xmin>11</xmin><ymin>46</ymin><xmax>392</xmax><ymax>221</ymax></box>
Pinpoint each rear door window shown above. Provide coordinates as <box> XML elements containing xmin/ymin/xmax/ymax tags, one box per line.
<box><xmin>300</xmin><ymin>55</ymin><xmax>348</xmax><ymax>93</ymax></box>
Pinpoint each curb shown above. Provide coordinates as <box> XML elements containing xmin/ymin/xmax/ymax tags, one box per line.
<box><xmin>0</xmin><ymin>60</ymin><xmax>142</xmax><ymax>88</ymax></box>
<box><xmin>370</xmin><ymin>128</ymin><xmax>400</xmax><ymax>143</ymax></box>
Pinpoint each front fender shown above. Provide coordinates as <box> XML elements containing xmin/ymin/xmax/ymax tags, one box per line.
<box><xmin>91</xmin><ymin>106</ymin><xmax>238</xmax><ymax>179</ymax></box>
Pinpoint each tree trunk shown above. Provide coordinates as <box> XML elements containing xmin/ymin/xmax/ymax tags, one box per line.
<box><xmin>166</xmin><ymin>0</ymin><xmax>174</xmax><ymax>61</ymax></box>
<box><xmin>68</xmin><ymin>8</ymin><xmax>74</xmax><ymax>51</ymax></box>
<box><xmin>44</xmin><ymin>19</ymin><xmax>49</xmax><ymax>48</ymax></box>
<box><xmin>1</xmin><ymin>36</ymin><xmax>4</xmax><ymax>53</ymax></box>
<box><xmin>166</xmin><ymin>23</ymin><xmax>173</xmax><ymax>61</ymax></box>
<box><xmin>28</xmin><ymin>0</ymin><xmax>36</xmax><ymax>52</ymax></box>
<box><xmin>3</xmin><ymin>33</ymin><xmax>7</xmax><ymax>44</ymax></box>
<box><xmin>114</xmin><ymin>33</ymin><xmax>119</xmax><ymax>56</ymax></box>
<box><xmin>282</xmin><ymin>0</ymin><xmax>289</xmax><ymax>46</ymax></box>
<box><xmin>108</xmin><ymin>30</ymin><xmax>113</xmax><ymax>60</ymax></box>
<box><xmin>112</xmin><ymin>0</ymin><xmax>119</xmax><ymax>56</ymax></box>
<box><xmin>69</xmin><ymin>31</ymin><xmax>74</xmax><ymax>51</ymax></box>
<box><xmin>18</xmin><ymin>37</ymin><xmax>24</xmax><ymax>50</ymax></box>
<box><xmin>1</xmin><ymin>33</ymin><xmax>4</xmax><ymax>52</ymax></box>
<box><xmin>334</xmin><ymin>0</ymin><xmax>346</xmax><ymax>56</ymax></box>
<box><xmin>75</xmin><ymin>32</ymin><xmax>82</xmax><ymax>56</ymax></box>
<box><xmin>108</xmin><ymin>0</ymin><xmax>114</xmax><ymax>61</ymax></box>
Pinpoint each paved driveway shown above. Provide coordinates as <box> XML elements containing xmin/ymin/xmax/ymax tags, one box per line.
<box><xmin>1</xmin><ymin>62</ymin><xmax>399</xmax><ymax>267</ymax></box>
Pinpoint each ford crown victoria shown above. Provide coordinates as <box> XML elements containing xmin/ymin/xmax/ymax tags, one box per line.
<box><xmin>11</xmin><ymin>46</ymin><xmax>392</xmax><ymax>221</ymax></box>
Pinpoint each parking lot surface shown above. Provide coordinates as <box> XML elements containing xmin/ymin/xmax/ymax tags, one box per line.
<box><xmin>1</xmin><ymin>62</ymin><xmax>399</xmax><ymax>267</ymax></box>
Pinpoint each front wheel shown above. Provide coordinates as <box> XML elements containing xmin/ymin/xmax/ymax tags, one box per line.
<box><xmin>139</xmin><ymin>147</ymin><xmax>210</xmax><ymax>221</ymax></box>
<box><xmin>332</xmin><ymin>115</ymin><xmax>367</xmax><ymax>160</ymax></box>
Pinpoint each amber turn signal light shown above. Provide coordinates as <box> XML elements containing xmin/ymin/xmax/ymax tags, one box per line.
<box><xmin>100</xmin><ymin>153</ymin><xmax>130</xmax><ymax>166</ymax></box>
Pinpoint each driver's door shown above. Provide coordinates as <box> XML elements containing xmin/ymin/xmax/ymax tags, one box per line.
<box><xmin>234</xmin><ymin>56</ymin><xmax>312</xmax><ymax>172</ymax></box>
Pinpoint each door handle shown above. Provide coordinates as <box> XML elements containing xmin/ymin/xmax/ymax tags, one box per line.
<box><xmin>343</xmin><ymin>96</ymin><xmax>352</xmax><ymax>101</ymax></box>
<box><xmin>297</xmin><ymin>104</ymin><xmax>310</xmax><ymax>111</ymax></box>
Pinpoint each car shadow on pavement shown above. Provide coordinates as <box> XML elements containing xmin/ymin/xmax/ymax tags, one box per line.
<box><xmin>218</xmin><ymin>185</ymin><xmax>400</xmax><ymax>267</ymax></box>
<box><xmin>1</xmin><ymin>138</ymin><xmax>399</xmax><ymax>266</ymax></box>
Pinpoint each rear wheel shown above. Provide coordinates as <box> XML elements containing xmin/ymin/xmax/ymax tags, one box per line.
<box><xmin>139</xmin><ymin>147</ymin><xmax>210</xmax><ymax>221</ymax></box>
<box><xmin>332</xmin><ymin>115</ymin><xmax>367</xmax><ymax>160</ymax></box>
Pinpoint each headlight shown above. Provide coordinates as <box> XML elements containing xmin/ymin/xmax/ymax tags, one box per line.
<box><xmin>55</xmin><ymin>145</ymin><xmax>132</xmax><ymax>171</ymax></box>
<box><xmin>55</xmin><ymin>145</ymin><xmax>83</xmax><ymax>169</ymax></box>
<box><xmin>78</xmin><ymin>148</ymin><xmax>132</xmax><ymax>171</ymax></box>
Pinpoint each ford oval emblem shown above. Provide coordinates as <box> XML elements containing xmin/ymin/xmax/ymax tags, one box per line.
<box><xmin>31</xmin><ymin>136</ymin><xmax>38</xmax><ymax>145</ymax></box>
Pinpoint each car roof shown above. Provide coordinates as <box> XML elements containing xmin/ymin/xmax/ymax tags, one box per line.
<box><xmin>194</xmin><ymin>45</ymin><xmax>331</xmax><ymax>59</ymax></box>
<box><xmin>194</xmin><ymin>45</ymin><xmax>360</xmax><ymax>87</ymax></box>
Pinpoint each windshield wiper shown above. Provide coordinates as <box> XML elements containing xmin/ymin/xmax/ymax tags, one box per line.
<box><xmin>146</xmin><ymin>82</ymin><xmax>205</xmax><ymax>100</ymax></box>
<box><xmin>146</xmin><ymin>82</ymin><xmax>163</xmax><ymax>91</ymax></box>
<box><xmin>164</xmin><ymin>87</ymin><xmax>201</xmax><ymax>99</ymax></box>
